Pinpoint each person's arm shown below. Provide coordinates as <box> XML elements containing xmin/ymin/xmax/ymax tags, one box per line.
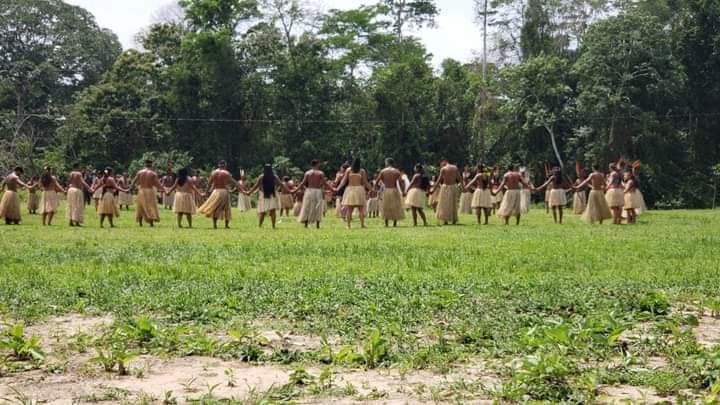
<box><xmin>153</xmin><ymin>174</ymin><xmax>164</xmax><ymax>190</ymax></box>
<box><xmin>130</xmin><ymin>173</ymin><xmax>139</xmax><ymax>188</ymax></box>
<box><xmin>492</xmin><ymin>178</ymin><xmax>507</xmax><ymax>196</ymax></box>
<box><xmin>535</xmin><ymin>178</ymin><xmax>552</xmax><ymax>192</ymax></box>
<box><xmin>53</xmin><ymin>177</ymin><xmax>66</xmax><ymax>193</ymax></box>
<box><xmin>291</xmin><ymin>173</ymin><xmax>309</xmax><ymax>193</ymax></box>
<box><xmin>362</xmin><ymin>170</ymin><xmax>371</xmax><ymax>191</ymax></box>
<box><xmin>165</xmin><ymin>179</ymin><xmax>178</xmax><ymax>194</ymax></box>
<box><xmin>573</xmin><ymin>175</ymin><xmax>592</xmax><ymax>191</ymax></box>
<box><xmin>465</xmin><ymin>174</ymin><xmax>480</xmax><ymax>192</ymax></box>
<box><xmin>16</xmin><ymin>178</ymin><xmax>30</xmax><ymax>189</ymax></box>
<box><xmin>246</xmin><ymin>176</ymin><xmax>261</xmax><ymax>195</ymax></box>
<box><xmin>274</xmin><ymin>175</ymin><xmax>283</xmax><ymax>192</ymax></box>
<box><xmin>337</xmin><ymin>169</ymin><xmax>349</xmax><ymax>190</ymax></box>
<box><xmin>624</xmin><ymin>179</ymin><xmax>634</xmax><ymax>193</ymax></box>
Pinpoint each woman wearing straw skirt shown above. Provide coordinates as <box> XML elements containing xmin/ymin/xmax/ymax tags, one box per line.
<box><xmin>27</xmin><ymin>176</ymin><xmax>40</xmax><ymax>214</ymax></box>
<box><xmin>605</xmin><ymin>164</ymin><xmax>625</xmax><ymax>225</ymax></box>
<box><xmin>245</xmin><ymin>164</ymin><xmax>282</xmax><ymax>229</ymax></box>
<box><xmin>467</xmin><ymin>165</ymin><xmax>493</xmax><ymax>225</ymax></box>
<box><xmin>574</xmin><ymin>164</ymin><xmax>612</xmax><ymax>224</ymax></box>
<box><xmin>405</xmin><ymin>163</ymin><xmax>430</xmax><ymax>227</ymax></box>
<box><xmin>92</xmin><ymin>168</ymin><xmax>128</xmax><ymax>228</ymax></box>
<box><xmin>459</xmin><ymin>166</ymin><xmax>474</xmax><ymax>215</ymax></box>
<box><xmin>39</xmin><ymin>166</ymin><xmax>66</xmax><ymax>226</ymax></box>
<box><xmin>165</xmin><ymin>168</ymin><xmax>203</xmax><ymax>228</ymax></box>
<box><xmin>279</xmin><ymin>177</ymin><xmax>295</xmax><ymax>217</ymax></box>
<box><xmin>337</xmin><ymin>158</ymin><xmax>371</xmax><ymax>229</ymax></box>
<box><xmin>623</xmin><ymin>170</ymin><xmax>646</xmax><ymax>225</ymax></box>
<box><xmin>536</xmin><ymin>167</ymin><xmax>570</xmax><ymax>224</ymax></box>
<box><xmin>236</xmin><ymin>172</ymin><xmax>252</xmax><ymax>212</ymax></box>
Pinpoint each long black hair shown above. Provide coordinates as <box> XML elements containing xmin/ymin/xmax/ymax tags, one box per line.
<box><xmin>351</xmin><ymin>158</ymin><xmax>361</xmax><ymax>173</ymax></box>
<box><xmin>178</xmin><ymin>168</ymin><xmax>189</xmax><ymax>187</ymax></box>
<box><xmin>553</xmin><ymin>167</ymin><xmax>562</xmax><ymax>186</ymax></box>
<box><xmin>41</xmin><ymin>166</ymin><xmax>52</xmax><ymax>188</ymax></box>
<box><xmin>416</xmin><ymin>163</ymin><xmax>430</xmax><ymax>191</ymax></box>
<box><xmin>262</xmin><ymin>164</ymin><xmax>275</xmax><ymax>196</ymax></box>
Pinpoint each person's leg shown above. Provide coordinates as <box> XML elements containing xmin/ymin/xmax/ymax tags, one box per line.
<box><xmin>99</xmin><ymin>214</ymin><xmax>105</xmax><ymax>228</ymax></box>
<box><xmin>316</xmin><ymin>220</ymin><xmax>320</xmax><ymax>229</ymax></box>
<box><xmin>552</xmin><ymin>207</ymin><xmax>558</xmax><ymax>223</ymax></box>
<box><xmin>258</xmin><ymin>213</ymin><xmax>264</xmax><ymax>228</ymax></box>
<box><xmin>138</xmin><ymin>217</ymin><xmax>143</xmax><ymax>227</ymax></box>
<box><xmin>360</xmin><ymin>206</ymin><xmax>366</xmax><ymax>228</ymax></box>
<box><xmin>213</xmin><ymin>218</ymin><xmax>218</xmax><ymax>229</ymax></box>
<box><xmin>393</xmin><ymin>220</ymin><xmax>397</xmax><ymax>227</ymax></box>
<box><xmin>484</xmin><ymin>208</ymin><xmax>491</xmax><ymax>225</ymax></box>
<box><xmin>149</xmin><ymin>219</ymin><xmax>155</xmax><ymax>228</ymax></box>
<box><xmin>108</xmin><ymin>215</ymin><xmax>114</xmax><ymax>228</ymax></box>
<box><xmin>418</xmin><ymin>208</ymin><xmax>427</xmax><ymax>226</ymax></box>
<box><xmin>225</xmin><ymin>219</ymin><xmax>230</xmax><ymax>229</ymax></box>
<box><xmin>270</xmin><ymin>210</ymin><xmax>276</xmax><ymax>229</ymax></box>
<box><xmin>503</xmin><ymin>216</ymin><xmax>509</xmax><ymax>226</ymax></box>
<box><xmin>515</xmin><ymin>214</ymin><xmax>521</xmax><ymax>225</ymax></box>
<box><xmin>411</xmin><ymin>207</ymin><xmax>418</xmax><ymax>226</ymax></box>
<box><xmin>558</xmin><ymin>207</ymin><xmax>564</xmax><ymax>224</ymax></box>
<box><xmin>177</xmin><ymin>213</ymin><xmax>182</xmax><ymax>228</ymax></box>
<box><xmin>346</xmin><ymin>207</ymin><xmax>353</xmax><ymax>229</ymax></box>
<box><xmin>475</xmin><ymin>208</ymin><xmax>481</xmax><ymax>225</ymax></box>
<box><xmin>42</xmin><ymin>213</ymin><xmax>47</xmax><ymax>226</ymax></box>
<box><xmin>385</xmin><ymin>219</ymin><xmax>389</xmax><ymax>227</ymax></box>
<box><xmin>187</xmin><ymin>214</ymin><xmax>193</xmax><ymax>228</ymax></box>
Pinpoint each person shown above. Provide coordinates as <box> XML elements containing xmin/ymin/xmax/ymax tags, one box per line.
<box><xmin>573</xmin><ymin>176</ymin><xmax>587</xmax><ymax>215</ymax></box>
<box><xmin>574</xmin><ymin>164</ymin><xmax>612</xmax><ymax>224</ymax></box>
<box><xmin>400</xmin><ymin>170</ymin><xmax>411</xmax><ymax>211</ymax></box>
<box><xmin>519</xmin><ymin>167</ymin><xmax>533</xmax><ymax>214</ymax></box>
<box><xmin>279</xmin><ymin>176</ymin><xmax>294</xmax><ymax>217</ymax></box>
<box><xmin>245</xmin><ymin>164</ymin><xmax>282</xmax><ymax>229</ymax></box>
<box><xmin>165</xmin><ymin>167</ymin><xmax>203</xmax><ymax>228</ymax></box>
<box><xmin>92</xmin><ymin>168</ymin><xmax>128</xmax><ymax>228</ymax></box>
<box><xmin>117</xmin><ymin>173</ymin><xmax>133</xmax><ymax>210</ymax></box>
<box><xmin>366</xmin><ymin>182</ymin><xmax>380</xmax><ymax>218</ymax></box>
<box><xmin>405</xmin><ymin>163</ymin><xmax>430</xmax><ymax>227</ymax></box>
<box><xmin>66</xmin><ymin>163</ymin><xmax>92</xmax><ymax>227</ymax></box>
<box><xmin>161</xmin><ymin>168</ymin><xmax>176</xmax><ymax>210</ymax></box>
<box><xmin>237</xmin><ymin>171</ymin><xmax>252</xmax><ymax>212</ymax></box>
<box><xmin>27</xmin><ymin>176</ymin><xmax>40</xmax><ymax>214</ymax></box>
<box><xmin>535</xmin><ymin>167</ymin><xmax>570</xmax><ymax>224</ymax></box>
<box><xmin>375</xmin><ymin>158</ymin><xmax>405</xmax><ymax>227</ymax></box>
<box><xmin>294</xmin><ymin>159</ymin><xmax>327</xmax><ymax>229</ymax></box>
<box><xmin>198</xmin><ymin>160</ymin><xmax>235</xmax><ymax>229</ymax></box>
<box><xmin>623</xmin><ymin>171</ymin><xmax>646</xmax><ymax>224</ymax></box>
<box><xmin>91</xmin><ymin>170</ymin><xmax>103</xmax><ymax>210</ymax></box>
<box><xmin>459</xmin><ymin>166</ymin><xmax>474</xmax><ymax>215</ymax></box>
<box><xmin>0</xmin><ymin>167</ymin><xmax>29</xmax><ymax>225</ymax></box>
<box><xmin>494</xmin><ymin>165</ymin><xmax>531</xmax><ymax>225</ymax></box>
<box><xmin>467</xmin><ymin>164</ymin><xmax>493</xmax><ymax>225</ymax></box>
<box><xmin>131</xmin><ymin>159</ymin><xmax>163</xmax><ymax>227</ymax></box>
<box><xmin>491</xmin><ymin>167</ymin><xmax>503</xmax><ymax>214</ymax></box>
<box><xmin>83</xmin><ymin>170</ymin><xmax>94</xmax><ymax>206</ymax></box>
<box><xmin>334</xmin><ymin>163</ymin><xmax>349</xmax><ymax>219</ymax></box>
<box><xmin>433</xmin><ymin>159</ymin><xmax>462</xmax><ymax>225</ymax></box>
<box><xmin>293</xmin><ymin>183</ymin><xmax>304</xmax><ymax>217</ymax></box>
<box><xmin>428</xmin><ymin>175</ymin><xmax>439</xmax><ymax>212</ymax></box>
<box><xmin>605</xmin><ymin>163</ymin><xmax>625</xmax><ymax>225</ymax></box>
<box><xmin>39</xmin><ymin>166</ymin><xmax>66</xmax><ymax>226</ymax></box>
<box><xmin>337</xmin><ymin>158</ymin><xmax>371</xmax><ymax>229</ymax></box>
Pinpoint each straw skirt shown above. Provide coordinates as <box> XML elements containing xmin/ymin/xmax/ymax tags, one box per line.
<box><xmin>173</xmin><ymin>191</ymin><xmax>196</xmax><ymax>214</ymax></box>
<box><xmin>298</xmin><ymin>188</ymin><xmax>324</xmax><ymax>223</ymax></box>
<box><xmin>494</xmin><ymin>190</ymin><xmax>505</xmax><ymax>204</ymax></box>
<box><xmin>293</xmin><ymin>201</ymin><xmax>302</xmax><ymax>216</ymax></box>
<box><xmin>0</xmin><ymin>190</ymin><xmax>21</xmax><ymax>220</ymax></box>
<box><xmin>436</xmin><ymin>184</ymin><xmax>458</xmax><ymax>222</ymax></box>
<box><xmin>135</xmin><ymin>188</ymin><xmax>160</xmax><ymax>223</ymax></box>
<box><xmin>199</xmin><ymin>189</ymin><xmax>232</xmax><ymax>219</ymax></box>
<box><xmin>573</xmin><ymin>191</ymin><xmax>586</xmax><ymax>215</ymax></box>
<box><xmin>280</xmin><ymin>193</ymin><xmax>294</xmax><ymax>209</ymax></box>
<box><xmin>237</xmin><ymin>193</ymin><xmax>252</xmax><ymax>212</ymax></box>
<box><xmin>257</xmin><ymin>191</ymin><xmax>279</xmax><ymax>214</ymax></box>
<box><xmin>582</xmin><ymin>190</ymin><xmax>612</xmax><ymax>224</ymax></box>
<box><xmin>92</xmin><ymin>187</ymin><xmax>103</xmax><ymax>200</ymax></box>
<box><xmin>382</xmin><ymin>188</ymin><xmax>405</xmax><ymax>221</ymax></box>
<box><xmin>497</xmin><ymin>189</ymin><xmax>522</xmax><ymax>217</ymax></box>
<box><xmin>471</xmin><ymin>189</ymin><xmax>493</xmax><ymax>209</ymax></box>
<box><xmin>605</xmin><ymin>188</ymin><xmax>624</xmax><ymax>208</ymax></box>
<box><xmin>521</xmin><ymin>189</ymin><xmax>531</xmax><ymax>214</ymax></box>
<box><xmin>405</xmin><ymin>188</ymin><xmax>426</xmax><ymax>209</ymax></box>
<box><xmin>459</xmin><ymin>192</ymin><xmax>473</xmax><ymax>214</ymax></box>
<box><xmin>367</xmin><ymin>197</ymin><xmax>379</xmax><ymax>214</ymax></box>
<box><xmin>66</xmin><ymin>187</ymin><xmax>85</xmax><ymax>223</ymax></box>
<box><xmin>342</xmin><ymin>186</ymin><xmax>367</xmax><ymax>207</ymax></box>
<box><xmin>40</xmin><ymin>190</ymin><xmax>59</xmax><ymax>214</ymax></box>
<box><xmin>27</xmin><ymin>192</ymin><xmax>39</xmax><ymax>212</ymax></box>
<box><xmin>624</xmin><ymin>190</ymin><xmax>647</xmax><ymax>214</ymax></box>
<box><xmin>118</xmin><ymin>191</ymin><xmax>133</xmax><ymax>205</ymax></box>
<box><xmin>548</xmin><ymin>189</ymin><xmax>567</xmax><ymax>207</ymax></box>
<box><xmin>98</xmin><ymin>191</ymin><xmax>119</xmax><ymax>217</ymax></box>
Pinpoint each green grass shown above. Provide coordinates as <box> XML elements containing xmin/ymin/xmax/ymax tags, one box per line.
<box><xmin>2</xmin><ymin>199</ymin><xmax>720</xmax><ymax>401</ymax></box>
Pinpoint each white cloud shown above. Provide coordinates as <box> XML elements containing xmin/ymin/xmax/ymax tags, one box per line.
<box><xmin>66</xmin><ymin>0</ymin><xmax>481</xmax><ymax>69</ymax></box>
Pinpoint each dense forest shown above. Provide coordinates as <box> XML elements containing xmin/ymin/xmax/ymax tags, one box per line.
<box><xmin>1</xmin><ymin>0</ymin><xmax>719</xmax><ymax>207</ymax></box>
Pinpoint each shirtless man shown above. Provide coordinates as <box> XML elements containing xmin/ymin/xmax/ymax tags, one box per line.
<box><xmin>494</xmin><ymin>165</ymin><xmax>531</xmax><ymax>225</ymax></box>
<box><xmin>605</xmin><ymin>164</ymin><xmax>625</xmax><ymax>225</ymax></box>
<box><xmin>67</xmin><ymin>163</ymin><xmax>92</xmax><ymax>226</ymax></box>
<box><xmin>375</xmin><ymin>158</ymin><xmax>405</xmax><ymax>227</ymax></box>
<box><xmin>0</xmin><ymin>167</ymin><xmax>29</xmax><ymax>225</ymax></box>
<box><xmin>162</xmin><ymin>168</ymin><xmax>176</xmax><ymax>210</ymax></box>
<box><xmin>198</xmin><ymin>160</ymin><xmax>235</xmax><ymax>229</ymax></box>
<box><xmin>574</xmin><ymin>163</ymin><xmax>612</xmax><ymax>224</ymax></box>
<box><xmin>131</xmin><ymin>160</ymin><xmax>163</xmax><ymax>227</ymax></box>
<box><xmin>295</xmin><ymin>159</ymin><xmax>327</xmax><ymax>229</ymax></box>
<box><xmin>279</xmin><ymin>177</ymin><xmax>294</xmax><ymax>217</ymax></box>
<box><xmin>433</xmin><ymin>159</ymin><xmax>462</xmax><ymax>225</ymax></box>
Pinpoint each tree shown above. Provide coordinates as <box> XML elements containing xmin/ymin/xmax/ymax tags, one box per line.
<box><xmin>500</xmin><ymin>55</ymin><xmax>574</xmax><ymax>168</ymax></box>
<box><xmin>179</xmin><ymin>0</ymin><xmax>259</xmax><ymax>31</ymax></box>
<box><xmin>0</xmin><ymin>0</ymin><xmax>121</xmax><ymax>170</ymax></box>
<box><xmin>380</xmin><ymin>0</ymin><xmax>439</xmax><ymax>38</ymax></box>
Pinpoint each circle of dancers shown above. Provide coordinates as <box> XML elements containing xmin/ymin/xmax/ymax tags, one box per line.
<box><xmin>0</xmin><ymin>157</ymin><xmax>646</xmax><ymax>228</ymax></box>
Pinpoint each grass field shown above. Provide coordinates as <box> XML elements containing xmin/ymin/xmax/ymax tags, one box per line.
<box><xmin>1</xmin><ymin>200</ymin><xmax>720</xmax><ymax>403</ymax></box>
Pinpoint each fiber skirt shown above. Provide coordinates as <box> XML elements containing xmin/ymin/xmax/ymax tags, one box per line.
<box><xmin>280</xmin><ymin>193</ymin><xmax>294</xmax><ymax>209</ymax></box>
<box><xmin>40</xmin><ymin>190</ymin><xmax>59</xmax><ymax>214</ymax></box>
<box><xmin>298</xmin><ymin>188</ymin><xmax>324</xmax><ymax>223</ymax></box>
<box><xmin>135</xmin><ymin>188</ymin><xmax>160</xmax><ymax>222</ymax></box>
<box><xmin>173</xmin><ymin>191</ymin><xmax>197</xmax><ymax>214</ymax></box>
<box><xmin>494</xmin><ymin>190</ymin><xmax>504</xmax><ymax>204</ymax></box>
<box><xmin>606</xmin><ymin>188</ymin><xmax>624</xmax><ymax>208</ymax></box>
<box><xmin>66</xmin><ymin>187</ymin><xmax>85</xmax><ymax>223</ymax></box>
<box><xmin>257</xmin><ymin>191</ymin><xmax>279</xmax><ymax>214</ymax></box>
<box><xmin>98</xmin><ymin>191</ymin><xmax>119</xmax><ymax>217</ymax></box>
<box><xmin>367</xmin><ymin>197</ymin><xmax>379</xmax><ymax>213</ymax></box>
<box><xmin>382</xmin><ymin>188</ymin><xmax>405</xmax><ymax>220</ymax></box>
<box><xmin>118</xmin><ymin>191</ymin><xmax>133</xmax><ymax>205</ymax></box>
<box><xmin>27</xmin><ymin>192</ymin><xmax>39</xmax><ymax>211</ymax></box>
<box><xmin>342</xmin><ymin>186</ymin><xmax>367</xmax><ymax>207</ymax></box>
<box><xmin>471</xmin><ymin>189</ymin><xmax>493</xmax><ymax>209</ymax></box>
<box><xmin>497</xmin><ymin>189</ymin><xmax>522</xmax><ymax>217</ymax></box>
<box><xmin>459</xmin><ymin>192</ymin><xmax>473</xmax><ymax>214</ymax></box>
<box><xmin>436</xmin><ymin>184</ymin><xmax>458</xmax><ymax>222</ymax></box>
<box><xmin>0</xmin><ymin>190</ymin><xmax>21</xmax><ymax>220</ymax></box>
<box><xmin>237</xmin><ymin>193</ymin><xmax>252</xmax><ymax>212</ymax></box>
<box><xmin>199</xmin><ymin>189</ymin><xmax>232</xmax><ymax>219</ymax></box>
<box><xmin>405</xmin><ymin>188</ymin><xmax>426</xmax><ymax>208</ymax></box>
<box><xmin>582</xmin><ymin>190</ymin><xmax>612</xmax><ymax>224</ymax></box>
<box><xmin>573</xmin><ymin>191</ymin><xmax>586</xmax><ymax>215</ymax></box>
<box><xmin>624</xmin><ymin>190</ymin><xmax>647</xmax><ymax>212</ymax></box>
<box><xmin>549</xmin><ymin>189</ymin><xmax>567</xmax><ymax>207</ymax></box>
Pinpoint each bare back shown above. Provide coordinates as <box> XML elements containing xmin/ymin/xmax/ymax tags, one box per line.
<box><xmin>137</xmin><ymin>168</ymin><xmax>161</xmax><ymax>189</ymax></box>
<box><xmin>590</xmin><ymin>172</ymin><xmax>606</xmax><ymax>190</ymax></box>
<box><xmin>503</xmin><ymin>172</ymin><xmax>522</xmax><ymax>190</ymax></box>
<box><xmin>210</xmin><ymin>169</ymin><xmax>232</xmax><ymax>190</ymax></box>
<box><xmin>304</xmin><ymin>169</ymin><xmax>326</xmax><ymax>189</ymax></box>
<box><xmin>69</xmin><ymin>171</ymin><xmax>86</xmax><ymax>189</ymax></box>
<box><xmin>439</xmin><ymin>164</ymin><xmax>460</xmax><ymax>186</ymax></box>
<box><xmin>4</xmin><ymin>173</ymin><xmax>20</xmax><ymax>192</ymax></box>
<box><xmin>378</xmin><ymin>167</ymin><xmax>402</xmax><ymax>189</ymax></box>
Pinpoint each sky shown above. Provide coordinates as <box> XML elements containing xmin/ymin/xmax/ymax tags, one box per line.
<box><xmin>65</xmin><ymin>0</ymin><xmax>483</xmax><ymax>69</ymax></box>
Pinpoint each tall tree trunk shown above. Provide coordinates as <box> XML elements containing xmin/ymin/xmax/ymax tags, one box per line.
<box><xmin>544</xmin><ymin>124</ymin><xmax>564</xmax><ymax>168</ymax></box>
